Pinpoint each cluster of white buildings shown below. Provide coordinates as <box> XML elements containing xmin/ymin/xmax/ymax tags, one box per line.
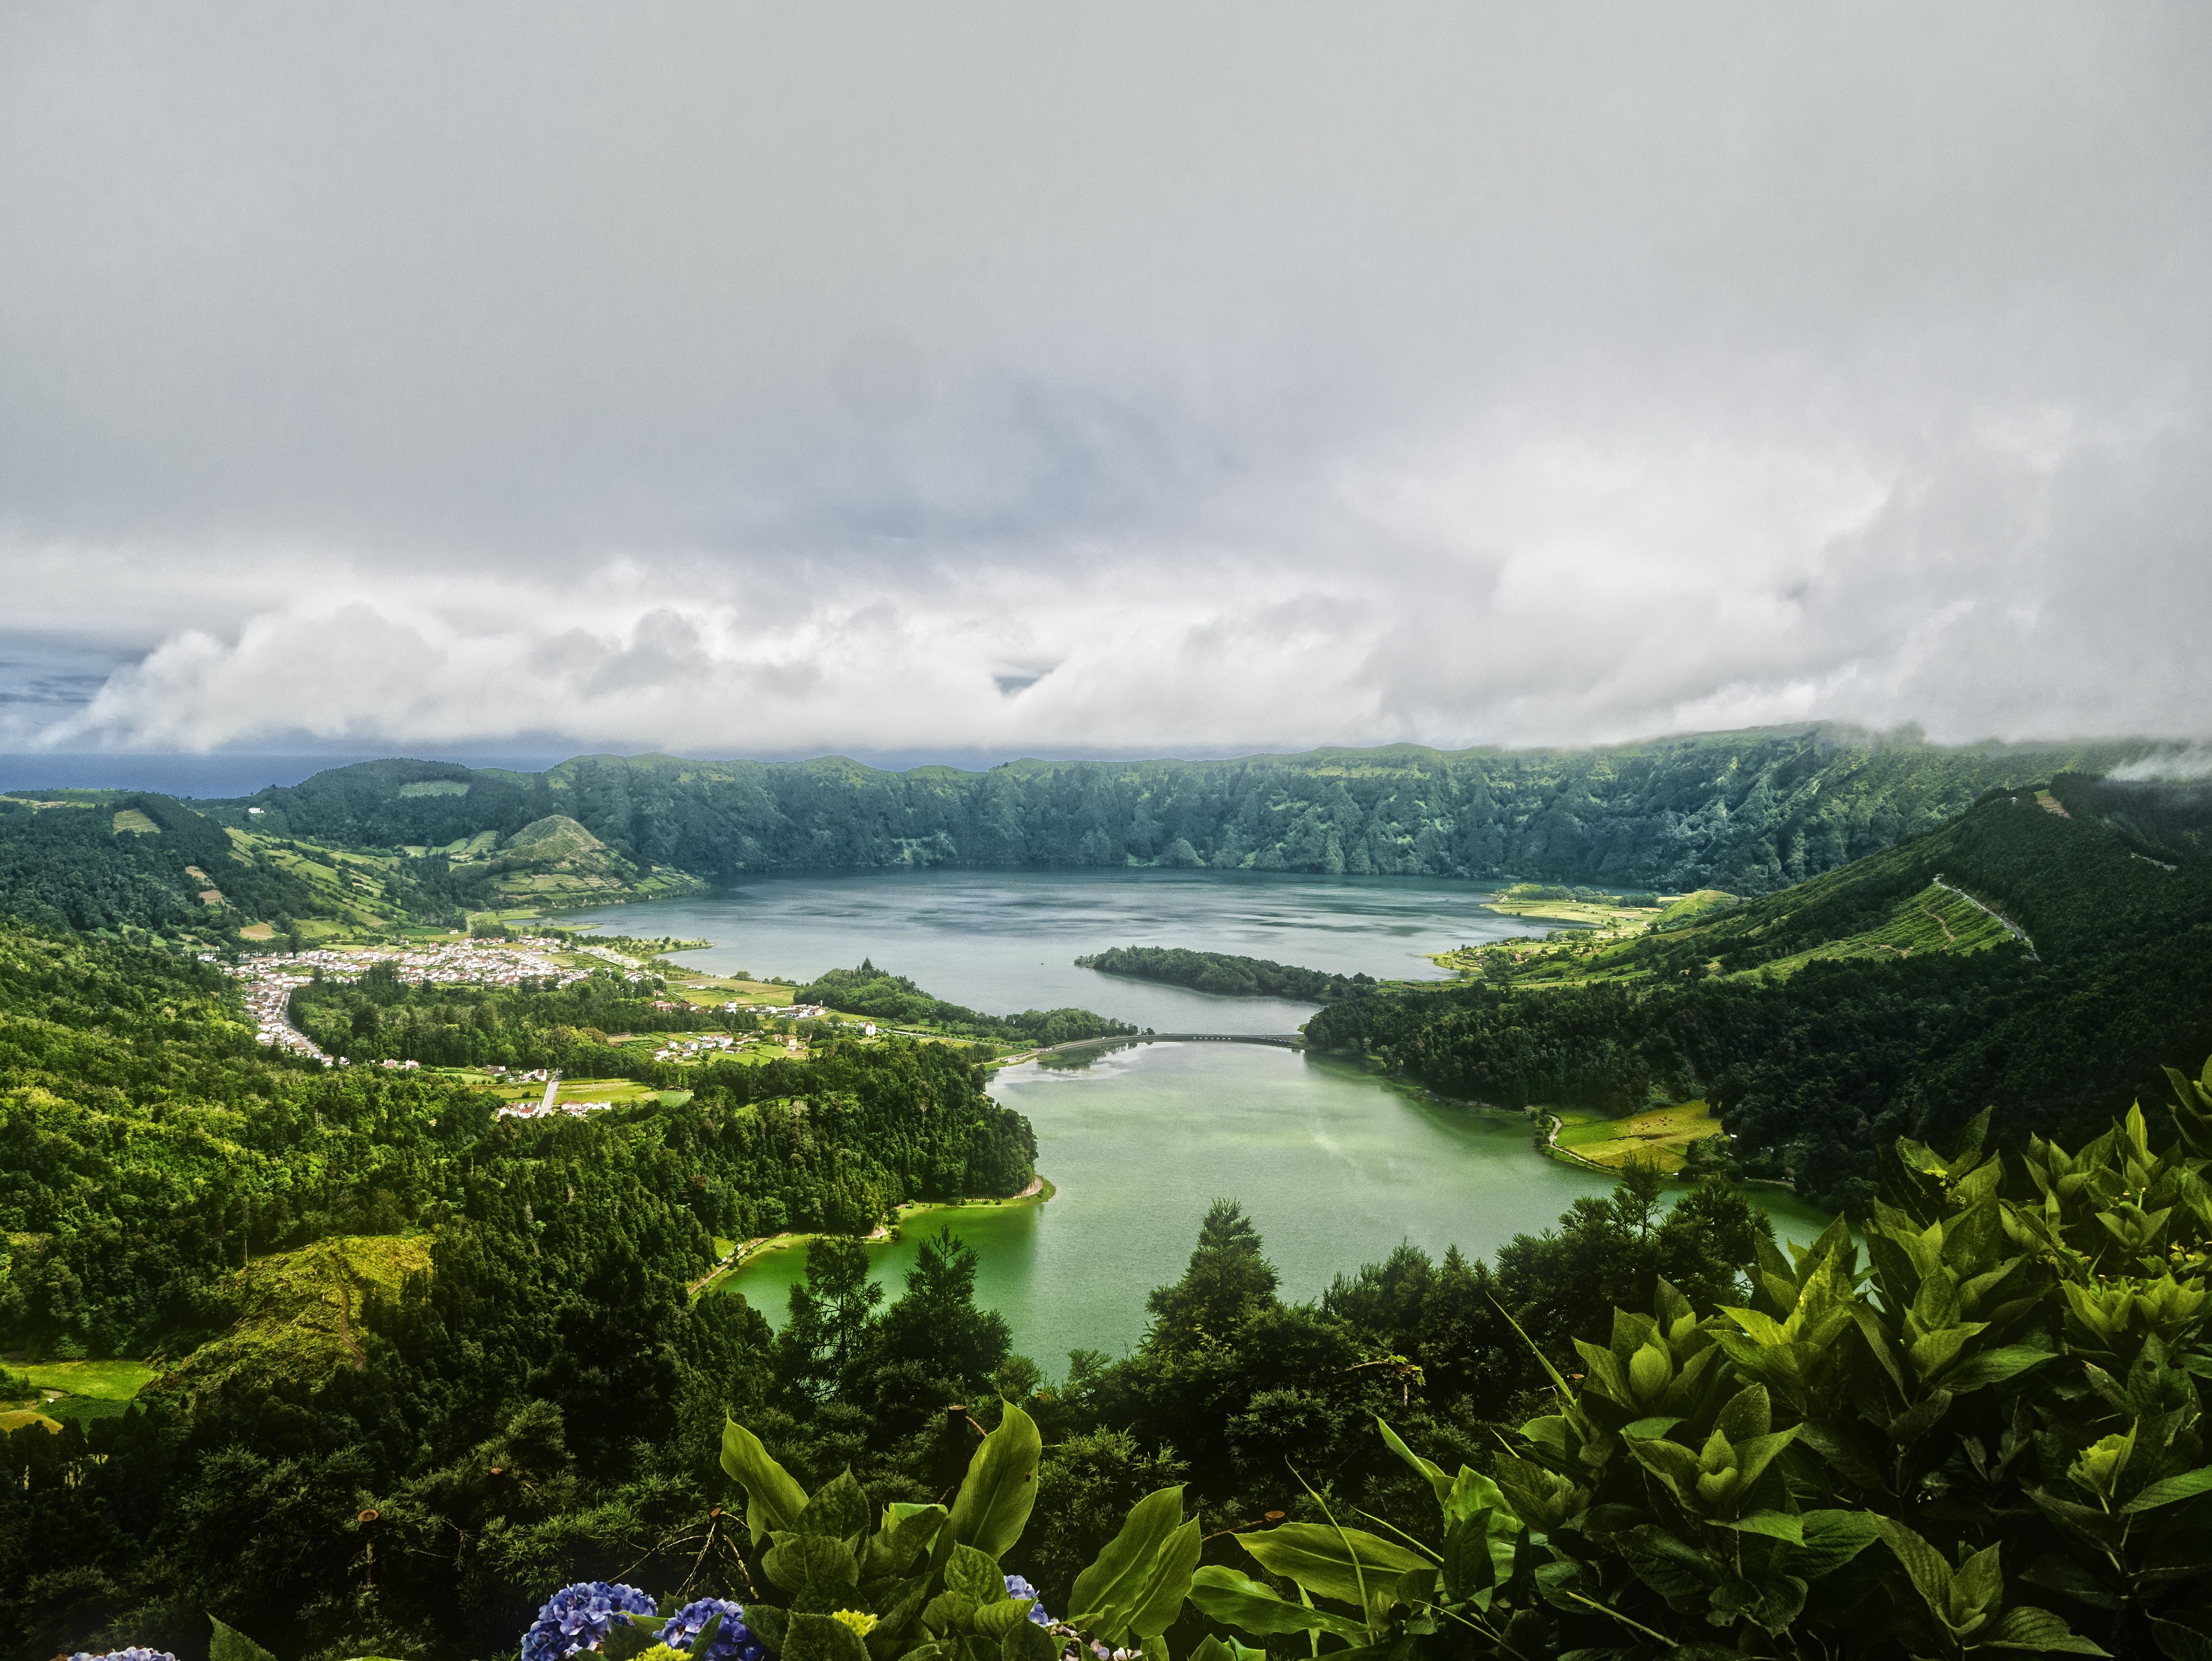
<box><xmin>495</xmin><ymin>1097</ymin><xmax>614</xmax><ymax>1121</ymax></box>
<box><xmin>652</xmin><ymin>1033</ymin><xmax>744</xmax><ymax>1062</ymax></box>
<box><xmin>214</xmin><ymin>936</ymin><xmax>632</xmax><ymax>1058</ymax></box>
<box><xmin>229</xmin><ymin>974</ymin><xmax>336</xmax><ymax>1060</ymax></box>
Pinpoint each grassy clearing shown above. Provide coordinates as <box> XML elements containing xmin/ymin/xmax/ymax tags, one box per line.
<box><xmin>111</xmin><ymin>807</ymin><xmax>161</xmax><ymax>835</ymax></box>
<box><xmin>23</xmin><ymin>1358</ymin><xmax>159</xmax><ymax>1400</ymax></box>
<box><xmin>150</xmin><ymin>1235</ymin><xmax>434</xmax><ymax>1400</ymax></box>
<box><xmin>1750</xmin><ymin>882</ymin><xmax>2011</xmax><ymax>977</ymax></box>
<box><xmin>1553</xmin><ymin>1102</ymin><xmax>1722</xmax><ymax>1173</ymax></box>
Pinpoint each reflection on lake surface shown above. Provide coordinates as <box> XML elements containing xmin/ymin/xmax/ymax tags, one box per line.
<box><xmin>559</xmin><ymin>866</ymin><xmax>1568</xmax><ymax>1032</ymax></box>
<box><xmin>720</xmin><ymin>1041</ymin><xmax>1832</xmax><ymax>1368</ymax></box>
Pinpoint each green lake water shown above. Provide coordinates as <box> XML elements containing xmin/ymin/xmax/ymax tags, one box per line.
<box><xmin>716</xmin><ymin>1040</ymin><xmax>1832</xmax><ymax>1369</ymax></box>
<box><xmin>564</xmin><ymin>871</ymin><xmax>1833</xmax><ymax>1370</ymax></box>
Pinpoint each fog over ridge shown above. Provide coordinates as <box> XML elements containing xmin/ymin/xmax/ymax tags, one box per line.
<box><xmin>2</xmin><ymin>3</ymin><xmax>2208</xmax><ymax>754</ymax></box>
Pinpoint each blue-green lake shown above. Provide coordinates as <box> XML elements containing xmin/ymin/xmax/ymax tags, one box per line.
<box><xmin>563</xmin><ymin>872</ymin><xmax>1830</xmax><ymax>1368</ymax></box>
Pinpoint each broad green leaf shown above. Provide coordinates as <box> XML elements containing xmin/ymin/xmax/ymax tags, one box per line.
<box><xmin>1002</xmin><ymin>1622</ymin><xmax>1060</xmax><ymax>1661</ymax></box>
<box><xmin>1189</xmin><ymin>1565</ymin><xmax>1368</xmax><ymax>1641</ymax></box>
<box><xmin>974</xmin><ymin>1598</ymin><xmax>1038</xmax><ymax>1639</ymax></box>
<box><xmin>1717</xmin><ymin>1510</ymin><xmax>1804</xmax><ymax>1544</ymax></box>
<box><xmin>923</xmin><ymin>1591</ymin><xmax>978</xmax><ymax>1636</ymax></box>
<box><xmin>1491</xmin><ymin>1451</ymin><xmax>1589</xmax><ymax>1532</ymax></box>
<box><xmin>950</xmin><ymin>1400</ymin><xmax>1043</xmax><ymax>1561</ymax></box>
<box><xmin>2020</xmin><ymin>1552</ymin><xmax>2125</xmax><ymax>1611</ymax></box>
<box><xmin>866</xmin><ymin>1504</ymin><xmax>948</xmax><ymax>1579</ymax></box>
<box><xmin>210</xmin><ymin>1618</ymin><xmax>279</xmax><ymax>1661</ymax></box>
<box><xmin>2146</xmin><ymin>1616</ymin><xmax>2212</xmax><ymax>1661</ymax></box>
<box><xmin>2030</xmin><ymin>1488</ymin><xmax>2130</xmax><ymax>1552</ymax></box>
<box><xmin>948</xmin><ymin>1543</ymin><xmax>1010</xmax><ymax>1606</ymax></box>
<box><xmin>764</xmin><ymin>1533</ymin><xmax>862</xmax><ymax>1601</ymax></box>
<box><xmin>1070</xmin><ymin>1485</ymin><xmax>1187</xmax><ymax>1637</ymax></box>
<box><xmin>1443</xmin><ymin>1465</ymin><xmax>1514</xmax><ymax>1529</ymax></box>
<box><xmin>1731</xmin><ymin>1427</ymin><xmax>1801</xmax><ymax>1493</ymax></box>
<box><xmin>724</xmin><ymin>1416</ymin><xmax>812</xmax><ymax>1542</ymax></box>
<box><xmin>1954</xmin><ymin>1542</ymin><xmax>2003</xmax><ymax>1621</ymax></box>
<box><xmin>1980</xmin><ymin>1605</ymin><xmax>2112</xmax><ymax>1654</ymax></box>
<box><xmin>1125</xmin><ymin>1517</ymin><xmax>1202</xmax><ymax>1638</ymax></box>
<box><xmin>1618</xmin><ymin>1524</ymin><xmax>1720</xmax><ymax>1607</ymax></box>
<box><xmin>1793</xmin><ymin>1510</ymin><xmax>1880</xmax><ymax>1580</ymax></box>
<box><xmin>783</xmin><ymin>1611</ymin><xmax>874</xmax><ymax>1661</ymax></box>
<box><xmin>606</xmin><ymin>1616</ymin><xmax>660</xmax><ymax>1661</ymax></box>
<box><xmin>1440</xmin><ymin>1511</ymin><xmax>1498</xmax><ymax>1602</ymax></box>
<box><xmin>1873</xmin><ymin>1517</ymin><xmax>1953</xmax><ymax>1620</ymax></box>
<box><xmin>799</xmin><ymin>1469</ymin><xmax>872</xmax><ymax>1540</ymax></box>
<box><xmin>1944</xmin><ymin>1345</ymin><xmax>2056</xmax><ymax>1394</ymax></box>
<box><xmin>1185</xmin><ymin>1638</ymin><xmax>1267</xmax><ymax>1661</ymax></box>
<box><xmin>2123</xmin><ymin>1465</ymin><xmax>2212</xmax><ymax>1513</ymax></box>
<box><xmin>1376</xmin><ymin>1414</ymin><xmax>1452</xmax><ymax>1508</ymax></box>
<box><xmin>747</xmin><ymin>1605</ymin><xmax>791</xmax><ymax>1652</ymax></box>
<box><xmin>1909</xmin><ymin>1321</ymin><xmax>1991</xmax><ymax>1383</ymax></box>
<box><xmin>1238</xmin><ymin>1521</ymin><xmax>1429</xmax><ymax>1608</ymax></box>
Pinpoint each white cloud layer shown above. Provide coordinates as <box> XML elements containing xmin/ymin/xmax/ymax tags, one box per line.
<box><xmin>3</xmin><ymin>3</ymin><xmax>2209</xmax><ymax>756</ymax></box>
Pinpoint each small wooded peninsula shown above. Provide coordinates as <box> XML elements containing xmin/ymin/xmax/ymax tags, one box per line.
<box><xmin>1075</xmin><ymin>944</ymin><xmax>1377</xmax><ymax>1002</ymax></box>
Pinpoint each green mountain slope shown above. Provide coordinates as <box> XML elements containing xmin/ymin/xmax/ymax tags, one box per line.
<box><xmin>195</xmin><ymin>726</ymin><xmax>2161</xmax><ymax>895</ymax></box>
<box><xmin>1309</xmin><ymin>782</ymin><xmax>2212</xmax><ymax>1207</ymax></box>
<box><xmin>0</xmin><ymin>790</ymin><xmax>697</xmax><ymax>944</ymax></box>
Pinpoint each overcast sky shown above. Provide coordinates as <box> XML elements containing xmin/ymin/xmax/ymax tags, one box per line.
<box><xmin>2</xmin><ymin>3</ymin><xmax>2208</xmax><ymax>763</ymax></box>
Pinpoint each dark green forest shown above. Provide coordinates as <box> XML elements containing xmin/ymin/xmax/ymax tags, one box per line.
<box><xmin>197</xmin><ymin>728</ymin><xmax>2147</xmax><ymax>894</ymax></box>
<box><xmin>284</xmin><ymin>963</ymin><xmax>728</xmax><ymax>1071</ymax></box>
<box><xmin>0</xmin><ymin>795</ymin><xmax>344</xmax><ymax>939</ymax></box>
<box><xmin>1308</xmin><ymin>782</ymin><xmax>2212</xmax><ymax>1209</ymax></box>
<box><xmin>1075</xmin><ymin>946</ymin><xmax>1376</xmax><ymax>1003</ymax></box>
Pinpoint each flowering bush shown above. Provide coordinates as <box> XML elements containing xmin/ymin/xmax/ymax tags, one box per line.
<box><xmin>1000</xmin><ymin>1577</ymin><xmax>1055</xmax><ymax>1628</ymax></box>
<box><xmin>71</xmin><ymin>1651</ymin><xmax>179</xmax><ymax>1661</ymax></box>
<box><xmin>659</xmin><ymin>1597</ymin><xmax>764</xmax><ymax>1661</ymax></box>
<box><xmin>521</xmin><ymin>1581</ymin><xmax>660</xmax><ymax>1661</ymax></box>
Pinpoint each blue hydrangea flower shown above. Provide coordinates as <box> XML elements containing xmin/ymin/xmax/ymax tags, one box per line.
<box><xmin>70</xmin><ymin>1651</ymin><xmax>179</xmax><ymax>1661</ymax></box>
<box><xmin>1001</xmin><ymin>1575</ymin><xmax>1055</xmax><ymax>1627</ymax></box>
<box><xmin>659</xmin><ymin>1597</ymin><xmax>765</xmax><ymax>1661</ymax></box>
<box><xmin>521</xmin><ymin>1580</ymin><xmax>659</xmax><ymax>1661</ymax></box>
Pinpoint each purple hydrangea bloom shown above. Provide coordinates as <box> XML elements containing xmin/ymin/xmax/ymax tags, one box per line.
<box><xmin>521</xmin><ymin>1581</ymin><xmax>658</xmax><ymax>1661</ymax></box>
<box><xmin>1001</xmin><ymin>1575</ymin><xmax>1055</xmax><ymax>1627</ymax></box>
<box><xmin>660</xmin><ymin>1596</ymin><xmax>764</xmax><ymax>1661</ymax></box>
<box><xmin>71</xmin><ymin>1651</ymin><xmax>179</xmax><ymax>1661</ymax></box>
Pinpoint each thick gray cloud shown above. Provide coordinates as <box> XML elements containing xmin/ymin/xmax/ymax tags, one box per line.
<box><xmin>1</xmin><ymin>3</ymin><xmax>2207</xmax><ymax>754</ymax></box>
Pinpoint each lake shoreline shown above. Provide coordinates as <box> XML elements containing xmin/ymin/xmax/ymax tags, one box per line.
<box><xmin>694</xmin><ymin>1174</ymin><xmax>1057</xmax><ymax>1299</ymax></box>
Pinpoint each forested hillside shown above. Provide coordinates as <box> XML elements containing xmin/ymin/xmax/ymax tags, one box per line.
<box><xmin>1310</xmin><ymin>781</ymin><xmax>2212</xmax><ymax>1207</ymax></box>
<box><xmin>0</xmin><ymin>914</ymin><xmax>1039</xmax><ymax>1657</ymax></box>
<box><xmin>0</xmin><ymin>793</ymin><xmax>358</xmax><ymax>937</ymax></box>
<box><xmin>199</xmin><ymin>727</ymin><xmax>2152</xmax><ymax>894</ymax></box>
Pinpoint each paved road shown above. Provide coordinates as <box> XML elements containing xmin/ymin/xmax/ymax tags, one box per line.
<box><xmin>1932</xmin><ymin>874</ymin><xmax>2038</xmax><ymax>960</ymax></box>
